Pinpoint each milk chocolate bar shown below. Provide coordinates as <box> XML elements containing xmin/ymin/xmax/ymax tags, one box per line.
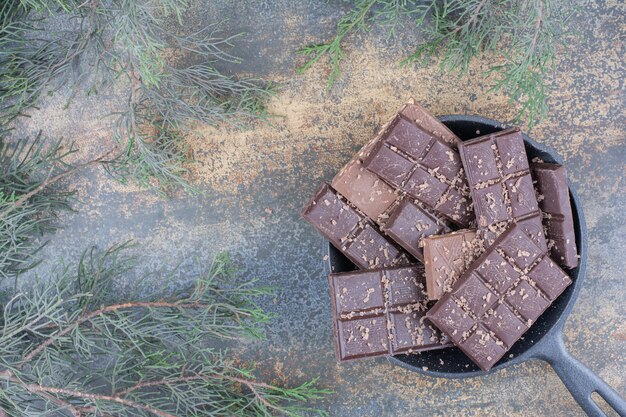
<box><xmin>301</xmin><ymin>183</ymin><xmax>412</xmax><ymax>269</ymax></box>
<box><xmin>328</xmin><ymin>265</ymin><xmax>452</xmax><ymax>361</ymax></box>
<box><xmin>332</xmin><ymin>101</ymin><xmax>461</xmax><ymax>217</ymax></box>
<box><xmin>331</xmin><ymin>102</ymin><xmax>459</xmax><ymax>260</ymax></box>
<box><xmin>333</xmin><ymin>163</ymin><xmax>452</xmax><ymax>262</ymax></box>
<box><xmin>361</xmin><ymin>114</ymin><xmax>474</xmax><ymax>228</ymax></box>
<box><xmin>531</xmin><ymin>163</ymin><xmax>578</xmax><ymax>268</ymax></box>
<box><xmin>458</xmin><ymin>127</ymin><xmax>545</xmax><ymax>246</ymax></box>
<box><xmin>423</xmin><ymin>229</ymin><xmax>485</xmax><ymax>300</ymax></box>
<box><xmin>427</xmin><ymin>223</ymin><xmax>572</xmax><ymax>371</ymax></box>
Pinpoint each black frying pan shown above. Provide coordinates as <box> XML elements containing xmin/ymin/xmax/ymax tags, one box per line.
<box><xmin>325</xmin><ymin>115</ymin><xmax>626</xmax><ymax>417</ymax></box>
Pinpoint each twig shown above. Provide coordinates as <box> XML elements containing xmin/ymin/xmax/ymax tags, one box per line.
<box><xmin>451</xmin><ymin>0</ymin><xmax>488</xmax><ymax>36</ymax></box>
<box><xmin>231</xmin><ymin>375</ymin><xmax>284</xmax><ymax>413</ymax></box>
<box><xmin>116</xmin><ymin>372</ymin><xmax>285</xmax><ymax>413</ymax></box>
<box><xmin>116</xmin><ymin>374</ymin><xmax>208</xmax><ymax>396</ymax></box>
<box><xmin>1</xmin><ymin>146</ymin><xmax>117</xmax><ymax>215</ymax></box>
<box><xmin>528</xmin><ymin>0</ymin><xmax>543</xmax><ymax>57</ymax></box>
<box><xmin>21</xmin><ymin>300</ymin><xmax>208</xmax><ymax>364</ymax></box>
<box><xmin>31</xmin><ymin>389</ymin><xmax>82</xmax><ymax>417</ymax></box>
<box><xmin>19</xmin><ymin>380</ymin><xmax>178</xmax><ymax>417</ymax></box>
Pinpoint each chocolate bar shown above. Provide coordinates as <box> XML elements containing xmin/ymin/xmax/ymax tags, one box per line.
<box><xmin>332</xmin><ymin>163</ymin><xmax>452</xmax><ymax>261</ymax></box>
<box><xmin>331</xmin><ymin>102</ymin><xmax>460</xmax><ymax>260</ymax></box>
<box><xmin>531</xmin><ymin>163</ymin><xmax>578</xmax><ymax>268</ymax></box>
<box><xmin>361</xmin><ymin>113</ymin><xmax>474</xmax><ymax>228</ymax></box>
<box><xmin>423</xmin><ymin>229</ymin><xmax>484</xmax><ymax>300</ymax></box>
<box><xmin>328</xmin><ymin>265</ymin><xmax>452</xmax><ymax>361</ymax></box>
<box><xmin>458</xmin><ymin>127</ymin><xmax>545</xmax><ymax>246</ymax></box>
<box><xmin>332</xmin><ymin>101</ymin><xmax>461</xmax><ymax>212</ymax></box>
<box><xmin>301</xmin><ymin>183</ymin><xmax>412</xmax><ymax>269</ymax></box>
<box><xmin>426</xmin><ymin>223</ymin><xmax>572</xmax><ymax>371</ymax></box>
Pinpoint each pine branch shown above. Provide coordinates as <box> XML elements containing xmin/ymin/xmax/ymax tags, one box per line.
<box><xmin>296</xmin><ymin>0</ymin><xmax>380</xmax><ymax>89</ymax></box>
<box><xmin>1</xmin><ymin>0</ymin><xmax>276</xmax><ymax>194</ymax></box>
<box><xmin>0</xmin><ymin>134</ymin><xmax>78</xmax><ymax>280</ymax></box>
<box><xmin>298</xmin><ymin>0</ymin><xmax>573</xmax><ymax>127</ymax></box>
<box><xmin>0</xmin><ymin>246</ymin><xmax>329</xmax><ymax>416</ymax></box>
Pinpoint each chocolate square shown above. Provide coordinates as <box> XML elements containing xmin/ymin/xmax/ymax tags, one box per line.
<box><xmin>404</xmin><ymin>167</ymin><xmax>449</xmax><ymax>207</ymax></box>
<box><xmin>336</xmin><ymin>318</ymin><xmax>390</xmax><ymax>360</ymax></box>
<box><xmin>386</xmin><ymin>118</ymin><xmax>432</xmax><ymax>159</ymax></box>
<box><xmin>380</xmin><ymin>198</ymin><xmax>452</xmax><ymax>262</ymax></box>
<box><xmin>477</xmin><ymin>251</ymin><xmax>519</xmax><ymax>296</ymax></box>
<box><xmin>473</xmin><ymin>184</ymin><xmax>509</xmax><ymax>224</ymax></box>
<box><xmin>345</xmin><ymin>223</ymin><xmax>408</xmax><ymax>268</ymax></box>
<box><xmin>452</xmin><ymin>272</ymin><xmax>498</xmax><ymax>316</ymax></box>
<box><xmin>366</xmin><ymin>143</ymin><xmax>413</xmax><ymax>188</ymax></box>
<box><xmin>429</xmin><ymin>297</ymin><xmax>476</xmax><ymax>344</ymax></box>
<box><xmin>483</xmin><ymin>304</ymin><xmax>527</xmax><ymax>347</ymax></box>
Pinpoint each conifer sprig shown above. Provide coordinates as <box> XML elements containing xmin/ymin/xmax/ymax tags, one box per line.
<box><xmin>0</xmin><ymin>246</ymin><xmax>329</xmax><ymax>416</ymax></box>
<box><xmin>298</xmin><ymin>0</ymin><xmax>572</xmax><ymax>127</ymax></box>
<box><xmin>0</xmin><ymin>133</ymin><xmax>110</xmax><ymax>281</ymax></box>
<box><xmin>1</xmin><ymin>0</ymin><xmax>275</xmax><ymax>194</ymax></box>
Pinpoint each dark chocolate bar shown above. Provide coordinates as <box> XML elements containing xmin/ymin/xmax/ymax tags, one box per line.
<box><xmin>423</xmin><ymin>229</ymin><xmax>484</xmax><ymax>300</ymax></box>
<box><xmin>531</xmin><ymin>163</ymin><xmax>578</xmax><ymax>268</ymax></box>
<box><xmin>328</xmin><ymin>265</ymin><xmax>452</xmax><ymax>361</ymax></box>
<box><xmin>458</xmin><ymin>127</ymin><xmax>545</xmax><ymax>246</ymax></box>
<box><xmin>427</xmin><ymin>223</ymin><xmax>572</xmax><ymax>371</ymax></box>
<box><xmin>301</xmin><ymin>183</ymin><xmax>412</xmax><ymax>269</ymax></box>
<box><xmin>362</xmin><ymin>115</ymin><xmax>474</xmax><ymax>228</ymax></box>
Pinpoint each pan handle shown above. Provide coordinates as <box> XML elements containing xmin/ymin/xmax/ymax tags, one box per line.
<box><xmin>533</xmin><ymin>329</ymin><xmax>626</xmax><ymax>417</ymax></box>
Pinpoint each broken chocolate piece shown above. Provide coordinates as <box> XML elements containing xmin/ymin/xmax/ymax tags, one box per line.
<box><xmin>458</xmin><ymin>128</ymin><xmax>545</xmax><ymax>245</ymax></box>
<box><xmin>328</xmin><ymin>265</ymin><xmax>452</xmax><ymax>361</ymax></box>
<box><xmin>423</xmin><ymin>229</ymin><xmax>484</xmax><ymax>300</ymax></box>
<box><xmin>426</xmin><ymin>223</ymin><xmax>572</xmax><ymax>371</ymax></box>
<box><xmin>362</xmin><ymin>115</ymin><xmax>474</xmax><ymax>228</ymax></box>
<box><xmin>301</xmin><ymin>183</ymin><xmax>412</xmax><ymax>269</ymax></box>
<box><xmin>531</xmin><ymin>162</ymin><xmax>578</xmax><ymax>269</ymax></box>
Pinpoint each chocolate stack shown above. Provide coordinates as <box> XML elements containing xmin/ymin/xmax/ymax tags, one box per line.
<box><xmin>302</xmin><ymin>100</ymin><xmax>578</xmax><ymax>371</ymax></box>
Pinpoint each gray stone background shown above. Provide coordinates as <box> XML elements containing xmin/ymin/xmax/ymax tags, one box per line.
<box><xmin>12</xmin><ymin>0</ymin><xmax>625</xmax><ymax>416</ymax></box>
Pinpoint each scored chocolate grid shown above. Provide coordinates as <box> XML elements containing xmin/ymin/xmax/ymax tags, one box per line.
<box><xmin>380</xmin><ymin>129</ymin><xmax>470</xmax><ymax>200</ymax></box>
<box><xmin>448</xmin><ymin>230</ymin><xmax>555</xmax><ymax>350</ymax></box>
<box><xmin>462</xmin><ymin>130</ymin><xmax>540</xmax><ymax>229</ymax></box>
<box><xmin>364</xmin><ymin>116</ymin><xmax>472</xmax><ymax>221</ymax></box>
<box><xmin>302</xmin><ymin>184</ymin><xmax>410</xmax><ymax>269</ymax></box>
<box><xmin>334</xmin><ymin>269</ymin><xmax>432</xmax><ymax>355</ymax></box>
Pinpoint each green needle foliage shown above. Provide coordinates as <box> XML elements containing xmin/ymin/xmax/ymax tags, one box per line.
<box><xmin>0</xmin><ymin>134</ymin><xmax>76</xmax><ymax>281</ymax></box>
<box><xmin>297</xmin><ymin>0</ymin><xmax>573</xmax><ymax>127</ymax></box>
<box><xmin>0</xmin><ymin>130</ymin><xmax>111</xmax><ymax>282</ymax></box>
<box><xmin>0</xmin><ymin>245</ymin><xmax>329</xmax><ymax>416</ymax></box>
<box><xmin>1</xmin><ymin>0</ymin><xmax>275</xmax><ymax>195</ymax></box>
